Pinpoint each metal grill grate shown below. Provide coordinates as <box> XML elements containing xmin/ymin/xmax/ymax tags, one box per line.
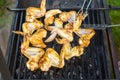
<box><xmin>6</xmin><ymin>0</ymin><xmax>120</xmax><ymax>79</ymax></box>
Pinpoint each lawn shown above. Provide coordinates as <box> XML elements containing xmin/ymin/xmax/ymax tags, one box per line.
<box><xmin>0</xmin><ymin>0</ymin><xmax>6</xmax><ymax>16</ymax></box>
<box><xmin>107</xmin><ymin>0</ymin><xmax>120</xmax><ymax>57</ymax></box>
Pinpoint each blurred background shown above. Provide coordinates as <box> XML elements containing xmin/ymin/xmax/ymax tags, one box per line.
<box><xmin>0</xmin><ymin>0</ymin><xmax>120</xmax><ymax>63</ymax></box>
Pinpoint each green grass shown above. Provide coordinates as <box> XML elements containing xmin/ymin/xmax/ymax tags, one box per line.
<box><xmin>107</xmin><ymin>0</ymin><xmax>120</xmax><ymax>54</ymax></box>
<box><xmin>0</xmin><ymin>0</ymin><xmax>7</xmax><ymax>16</ymax></box>
<box><xmin>0</xmin><ymin>0</ymin><xmax>120</xmax><ymax>53</ymax></box>
<box><xmin>0</xmin><ymin>0</ymin><xmax>13</xmax><ymax>27</ymax></box>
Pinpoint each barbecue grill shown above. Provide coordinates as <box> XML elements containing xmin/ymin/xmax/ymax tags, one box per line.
<box><xmin>2</xmin><ymin>0</ymin><xmax>120</xmax><ymax>79</ymax></box>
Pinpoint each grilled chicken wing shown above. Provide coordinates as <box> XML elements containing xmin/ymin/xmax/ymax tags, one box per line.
<box><xmin>55</xmin><ymin>38</ymin><xmax>69</xmax><ymax>44</ymax></box>
<box><xmin>44</xmin><ymin>9</ymin><xmax>62</xmax><ymax>30</ymax></box>
<box><xmin>21</xmin><ymin>36</ymin><xmax>30</xmax><ymax>57</ymax></box>
<box><xmin>59</xmin><ymin>12</ymin><xmax>70</xmax><ymax>22</ymax></box>
<box><xmin>59</xmin><ymin>11</ymin><xmax>76</xmax><ymax>23</ymax></box>
<box><xmin>28</xmin><ymin>29</ymin><xmax>47</xmax><ymax>48</ymax></box>
<box><xmin>45</xmin><ymin>9</ymin><xmax>62</xmax><ymax>18</ymax></box>
<box><xmin>45</xmin><ymin>17</ymin><xmax>63</xmax><ymax>31</ymax></box>
<box><xmin>64</xmin><ymin>23</ymin><xmax>73</xmax><ymax>30</ymax></box>
<box><xmin>21</xmin><ymin>36</ymin><xmax>45</xmax><ymax>71</ymax></box>
<box><xmin>45</xmin><ymin>31</ymin><xmax>57</xmax><ymax>42</ymax></box>
<box><xmin>44</xmin><ymin>9</ymin><xmax>61</xmax><ymax>26</ymax></box>
<box><xmin>26</xmin><ymin>48</ymin><xmax>45</xmax><ymax>71</ymax></box>
<box><xmin>44</xmin><ymin>16</ymin><xmax>54</xmax><ymax>26</ymax></box>
<box><xmin>26</xmin><ymin>0</ymin><xmax>46</xmax><ymax>21</ymax></box>
<box><xmin>27</xmin><ymin>58</ymin><xmax>39</xmax><ymax>71</ymax></box>
<box><xmin>39</xmin><ymin>48</ymin><xmax>64</xmax><ymax>71</ymax></box>
<box><xmin>46</xmin><ymin>48</ymin><xmax>61</xmax><ymax>68</ymax></box>
<box><xmin>39</xmin><ymin>54</ymin><xmax>51</xmax><ymax>71</ymax></box>
<box><xmin>68</xmin><ymin>11</ymin><xmax>77</xmax><ymax>23</ymax></box>
<box><xmin>54</xmin><ymin>18</ymin><xmax>63</xmax><ymax>28</ymax></box>
<box><xmin>13</xmin><ymin>20</ymin><xmax>43</xmax><ymax>36</ymax></box>
<box><xmin>73</xmin><ymin>12</ymin><xmax>88</xmax><ymax>31</ymax></box>
<box><xmin>45</xmin><ymin>28</ymin><xmax>73</xmax><ymax>43</ymax></box>
<box><xmin>74</xmin><ymin>29</ymin><xmax>95</xmax><ymax>47</ymax></box>
<box><xmin>60</xmin><ymin>42</ymin><xmax>84</xmax><ymax>60</ymax></box>
<box><xmin>54</xmin><ymin>28</ymin><xmax>73</xmax><ymax>42</ymax></box>
<box><xmin>21</xmin><ymin>36</ymin><xmax>45</xmax><ymax>58</ymax></box>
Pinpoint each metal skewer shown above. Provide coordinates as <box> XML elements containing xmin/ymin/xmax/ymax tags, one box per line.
<box><xmin>77</xmin><ymin>0</ymin><xmax>87</xmax><ymax>14</ymax></box>
<box><xmin>82</xmin><ymin>24</ymin><xmax>120</xmax><ymax>30</ymax></box>
<box><xmin>85</xmin><ymin>0</ymin><xmax>93</xmax><ymax>13</ymax></box>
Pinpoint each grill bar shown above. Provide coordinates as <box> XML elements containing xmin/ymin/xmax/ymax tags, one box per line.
<box><xmin>7</xmin><ymin>7</ymin><xmax>120</xmax><ymax>11</ymax></box>
<box><xmin>7</xmin><ymin>13</ymin><xmax>19</xmax><ymax>69</ymax></box>
<box><xmin>12</xmin><ymin>12</ymin><xmax>23</xmax><ymax>78</ymax></box>
<box><xmin>17</xmin><ymin>12</ymin><xmax>24</xmax><ymax>79</ymax></box>
<box><xmin>99</xmin><ymin>1</ymin><xmax>109</xmax><ymax>78</ymax></box>
<box><xmin>23</xmin><ymin>58</ymin><xmax>27</xmax><ymax>79</ymax></box>
<box><xmin>92</xmin><ymin>42</ymin><xmax>102</xmax><ymax>79</ymax></box>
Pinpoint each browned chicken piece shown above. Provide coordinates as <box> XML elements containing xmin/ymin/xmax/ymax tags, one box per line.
<box><xmin>60</xmin><ymin>42</ymin><xmax>84</xmax><ymax>60</ymax></box>
<box><xmin>78</xmin><ymin>37</ymin><xmax>90</xmax><ymax>48</ymax></box>
<box><xmin>45</xmin><ymin>18</ymin><xmax>63</xmax><ymax>31</ymax></box>
<box><xmin>55</xmin><ymin>38</ymin><xmax>69</xmax><ymax>44</ymax></box>
<box><xmin>68</xmin><ymin>11</ymin><xmax>77</xmax><ymax>23</ymax></box>
<box><xmin>28</xmin><ymin>29</ymin><xmax>47</xmax><ymax>48</ymax></box>
<box><xmin>54</xmin><ymin>28</ymin><xmax>73</xmax><ymax>42</ymax></box>
<box><xmin>26</xmin><ymin>48</ymin><xmax>45</xmax><ymax>71</ymax></box>
<box><xmin>21</xmin><ymin>36</ymin><xmax>45</xmax><ymax>71</ymax></box>
<box><xmin>45</xmin><ymin>9</ymin><xmax>62</xmax><ymax>18</ymax></box>
<box><xmin>45</xmin><ymin>28</ymin><xmax>73</xmax><ymax>43</ymax></box>
<box><xmin>27</xmin><ymin>58</ymin><xmax>39</xmax><ymax>71</ymax></box>
<box><xmin>12</xmin><ymin>31</ymin><xmax>24</xmax><ymax>36</ymax></box>
<box><xmin>45</xmin><ymin>31</ymin><xmax>57</xmax><ymax>42</ymax></box>
<box><xmin>24</xmin><ymin>47</ymin><xmax>45</xmax><ymax>59</ymax></box>
<box><xmin>23</xmin><ymin>20</ymin><xmax>43</xmax><ymax>35</ymax></box>
<box><xmin>54</xmin><ymin>18</ymin><xmax>63</xmax><ymax>28</ymax></box>
<box><xmin>46</xmin><ymin>48</ymin><xmax>64</xmax><ymax>68</ymax></box>
<box><xmin>39</xmin><ymin>54</ymin><xmax>51</xmax><ymax>71</ymax></box>
<box><xmin>73</xmin><ymin>12</ymin><xmax>88</xmax><ymax>31</ymax></box>
<box><xmin>39</xmin><ymin>48</ymin><xmax>65</xmax><ymax>71</ymax></box>
<box><xmin>26</xmin><ymin>15</ymin><xmax>36</xmax><ymax>22</ymax></box>
<box><xmin>21</xmin><ymin>36</ymin><xmax>30</xmax><ymax>57</ymax></box>
<box><xmin>21</xmin><ymin>36</ymin><xmax>45</xmax><ymax>58</ymax></box>
<box><xmin>44</xmin><ymin>9</ymin><xmax>61</xmax><ymax>26</ymax></box>
<box><xmin>74</xmin><ymin>29</ymin><xmax>95</xmax><ymax>38</ymax></box>
<box><xmin>59</xmin><ymin>12</ymin><xmax>70</xmax><ymax>22</ymax></box>
<box><xmin>13</xmin><ymin>20</ymin><xmax>43</xmax><ymax>36</ymax></box>
<box><xmin>59</xmin><ymin>11</ymin><xmax>76</xmax><ymax>23</ymax></box>
<box><xmin>70</xmin><ymin>46</ymin><xmax>84</xmax><ymax>58</ymax></box>
<box><xmin>60</xmin><ymin>42</ymin><xmax>72</xmax><ymax>60</ymax></box>
<box><xmin>45</xmin><ymin>17</ymin><xmax>64</xmax><ymax>42</ymax></box>
<box><xmin>64</xmin><ymin>23</ymin><xmax>74</xmax><ymax>30</ymax></box>
<box><xmin>26</xmin><ymin>0</ymin><xmax>46</xmax><ymax>21</ymax></box>
<box><xmin>74</xmin><ymin>29</ymin><xmax>95</xmax><ymax>47</ymax></box>
<box><xmin>44</xmin><ymin>16</ymin><xmax>54</xmax><ymax>26</ymax></box>
<box><xmin>45</xmin><ymin>11</ymin><xmax>75</xmax><ymax>30</ymax></box>
<box><xmin>44</xmin><ymin>9</ymin><xmax>62</xmax><ymax>30</ymax></box>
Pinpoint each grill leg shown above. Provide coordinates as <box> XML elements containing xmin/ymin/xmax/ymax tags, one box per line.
<box><xmin>0</xmin><ymin>48</ymin><xmax>11</xmax><ymax>80</ymax></box>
